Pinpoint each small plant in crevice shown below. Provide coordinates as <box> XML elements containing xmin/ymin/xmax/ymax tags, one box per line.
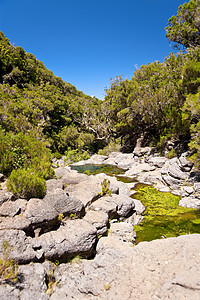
<box><xmin>99</xmin><ymin>179</ymin><xmax>111</xmax><ymax>197</ymax></box>
<box><xmin>0</xmin><ymin>241</ymin><xmax>18</xmax><ymax>283</ymax></box>
<box><xmin>58</xmin><ymin>213</ymin><xmax>64</xmax><ymax>224</ymax></box>
<box><xmin>45</xmin><ymin>262</ymin><xmax>57</xmax><ymax>295</ymax></box>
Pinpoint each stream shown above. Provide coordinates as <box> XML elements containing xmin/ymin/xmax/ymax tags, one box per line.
<box><xmin>71</xmin><ymin>164</ymin><xmax>200</xmax><ymax>243</ymax></box>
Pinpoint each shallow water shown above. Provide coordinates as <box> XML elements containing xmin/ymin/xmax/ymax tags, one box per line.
<box><xmin>70</xmin><ymin>164</ymin><xmax>200</xmax><ymax>243</ymax></box>
<box><xmin>133</xmin><ymin>184</ymin><xmax>200</xmax><ymax>243</ymax></box>
<box><xmin>70</xmin><ymin>164</ymin><xmax>125</xmax><ymax>176</ymax></box>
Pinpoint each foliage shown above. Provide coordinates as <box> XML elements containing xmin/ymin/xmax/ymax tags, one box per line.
<box><xmin>6</xmin><ymin>169</ymin><xmax>46</xmax><ymax>199</ymax></box>
<box><xmin>0</xmin><ymin>241</ymin><xmax>18</xmax><ymax>283</ymax></box>
<box><xmin>64</xmin><ymin>149</ymin><xmax>90</xmax><ymax>164</ymax></box>
<box><xmin>165</xmin><ymin>0</ymin><xmax>200</xmax><ymax>49</ymax></box>
<box><xmin>58</xmin><ymin>213</ymin><xmax>64</xmax><ymax>223</ymax></box>
<box><xmin>0</xmin><ymin>128</ymin><xmax>54</xmax><ymax>178</ymax></box>
<box><xmin>99</xmin><ymin>179</ymin><xmax>111</xmax><ymax>196</ymax></box>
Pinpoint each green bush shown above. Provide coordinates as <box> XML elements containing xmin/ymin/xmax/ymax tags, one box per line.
<box><xmin>6</xmin><ymin>169</ymin><xmax>46</xmax><ymax>199</ymax></box>
<box><xmin>64</xmin><ymin>149</ymin><xmax>90</xmax><ymax>164</ymax></box>
<box><xmin>0</xmin><ymin>128</ymin><xmax>54</xmax><ymax>179</ymax></box>
<box><xmin>0</xmin><ymin>241</ymin><xmax>18</xmax><ymax>283</ymax></box>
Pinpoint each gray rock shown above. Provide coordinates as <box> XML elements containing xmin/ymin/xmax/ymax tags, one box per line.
<box><xmin>148</xmin><ymin>157</ymin><xmax>167</xmax><ymax>168</ymax></box>
<box><xmin>65</xmin><ymin>177</ymin><xmax>102</xmax><ymax>207</ymax></box>
<box><xmin>153</xmin><ymin>265</ymin><xmax>200</xmax><ymax>300</ymax></box>
<box><xmin>51</xmin><ymin>233</ymin><xmax>200</xmax><ymax>300</ymax></box>
<box><xmin>0</xmin><ymin>229</ymin><xmax>40</xmax><ymax>264</ymax></box>
<box><xmin>194</xmin><ymin>182</ymin><xmax>200</xmax><ymax>193</ymax></box>
<box><xmin>0</xmin><ymin>199</ymin><xmax>27</xmax><ymax>217</ymax></box>
<box><xmin>55</xmin><ymin>167</ymin><xmax>87</xmax><ymax>185</ymax></box>
<box><xmin>109</xmin><ymin>222</ymin><xmax>135</xmax><ymax>243</ymax></box>
<box><xmin>34</xmin><ymin>219</ymin><xmax>97</xmax><ymax>261</ymax></box>
<box><xmin>177</xmin><ymin>152</ymin><xmax>193</xmax><ymax>172</ymax></box>
<box><xmin>90</xmin><ymin>197</ymin><xmax>118</xmax><ymax>218</ymax></box>
<box><xmin>23</xmin><ymin>198</ymin><xmax>58</xmax><ymax>234</ymax></box>
<box><xmin>44</xmin><ymin>188</ymin><xmax>85</xmax><ymax>217</ymax></box>
<box><xmin>132</xmin><ymin>198</ymin><xmax>145</xmax><ymax>215</ymax></box>
<box><xmin>17</xmin><ymin>263</ymin><xmax>48</xmax><ymax>300</ymax></box>
<box><xmin>0</xmin><ymin>190</ymin><xmax>14</xmax><ymax>204</ymax></box>
<box><xmin>84</xmin><ymin>210</ymin><xmax>109</xmax><ymax>235</ymax></box>
<box><xmin>125</xmin><ymin>163</ymin><xmax>155</xmax><ymax>177</ymax></box>
<box><xmin>90</xmin><ymin>194</ymin><xmax>135</xmax><ymax>219</ymax></box>
<box><xmin>46</xmin><ymin>179</ymin><xmax>65</xmax><ymax>194</ymax></box>
<box><xmin>179</xmin><ymin>196</ymin><xmax>200</xmax><ymax>209</ymax></box>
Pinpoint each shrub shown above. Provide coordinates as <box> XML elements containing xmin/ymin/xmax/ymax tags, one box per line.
<box><xmin>6</xmin><ymin>169</ymin><xmax>46</xmax><ymax>199</ymax></box>
<box><xmin>0</xmin><ymin>128</ymin><xmax>54</xmax><ymax>179</ymax></box>
<box><xmin>99</xmin><ymin>179</ymin><xmax>111</xmax><ymax>196</ymax></box>
<box><xmin>0</xmin><ymin>241</ymin><xmax>18</xmax><ymax>283</ymax></box>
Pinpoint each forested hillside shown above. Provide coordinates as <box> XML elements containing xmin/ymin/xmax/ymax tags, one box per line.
<box><xmin>0</xmin><ymin>0</ymin><xmax>200</xmax><ymax>198</ymax></box>
<box><xmin>104</xmin><ymin>0</ymin><xmax>200</xmax><ymax>164</ymax></box>
<box><xmin>0</xmin><ymin>30</ymin><xmax>106</xmax><ymax>197</ymax></box>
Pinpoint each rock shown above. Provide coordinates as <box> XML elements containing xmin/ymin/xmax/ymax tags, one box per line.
<box><xmin>83</xmin><ymin>154</ymin><xmax>108</xmax><ymax>165</ymax></box>
<box><xmin>109</xmin><ymin>222</ymin><xmax>135</xmax><ymax>243</ymax></box>
<box><xmin>90</xmin><ymin>194</ymin><xmax>135</xmax><ymax>219</ymax></box>
<box><xmin>125</xmin><ymin>163</ymin><xmax>155</xmax><ymax>177</ymax></box>
<box><xmin>23</xmin><ymin>198</ymin><xmax>59</xmax><ymax>234</ymax></box>
<box><xmin>177</xmin><ymin>152</ymin><xmax>193</xmax><ymax>172</ymax></box>
<box><xmin>179</xmin><ymin>196</ymin><xmax>200</xmax><ymax>209</ymax></box>
<box><xmin>90</xmin><ymin>197</ymin><xmax>118</xmax><ymax>219</ymax></box>
<box><xmin>17</xmin><ymin>263</ymin><xmax>48</xmax><ymax>300</ymax></box>
<box><xmin>0</xmin><ymin>190</ymin><xmax>14</xmax><ymax>204</ymax></box>
<box><xmin>132</xmin><ymin>198</ymin><xmax>145</xmax><ymax>215</ymax></box>
<box><xmin>34</xmin><ymin>219</ymin><xmax>97</xmax><ymax>261</ymax></box>
<box><xmin>84</xmin><ymin>210</ymin><xmax>109</xmax><ymax>235</ymax></box>
<box><xmin>147</xmin><ymin>157</ymin><xmax>167</xmax><ymax>168</ymax></box>
<box><xmin>54</xmin><ymin>167</ymin><xmax>88</xmax><ymax>184</ymax></box>
<box><xmin>0</xmin><ymin>199</ymin><xmax>27</xmax><ymax>217</ymax></box>
<box><xmin>65</xmin><ymin>177</ymin><xmax>102</xmax><ymax>207</ymax></box>
<box><xmin>46</xmin><ymin>179</ymin><xmax>65</xmax><ymax>194</ymax></box>
<box><xmin>0</xmin><ymin>229</ymin><xmax>40</xmax><ymax>264</ymax></box>
<box><xmin>44</xmin><ymin>188</ymin><xmax>85</xmax><ymax>217</ymax></box>
<box><xmin>153</xmin><ymin>265</ymin><xmax>200</xmax><ymax>300</ymax></box>
<box><xmin>194</xmin><ymin>182</ymin><xmax>200</xmax><ymax>193</ymax></box>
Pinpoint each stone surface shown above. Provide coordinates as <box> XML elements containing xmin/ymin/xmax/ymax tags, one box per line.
<box><xmin>44</xmin><ymin>188</ymin><xmax>85</xmax><ymax>217</ymax></box>
<box><xmin>0</xmin><ymin>229</ymin><xmax>40</xmax><ymax>264</ymax></box>
<box><xmin>179</xmin><ymin>196</ymin><xmax>200</xmax><ymax>209</ymax></box>
<box><xmin>0</xmin><ymin>190</ymin><xmax>14</xmax><ymax>204</ymax></box>
<box><xmin>34</xmin><ymin>219</ymin><xmax>97</xmax><ymax>261</ymax></box>
<box><xmin>83</xmin><ymin>210</ymin><xmax>109</xmax><ymax>235</ymax></box>
<box><xmin>50</xmin><ymin>234</ymin><xmax>200</xmax><ymax>300</ymax></box>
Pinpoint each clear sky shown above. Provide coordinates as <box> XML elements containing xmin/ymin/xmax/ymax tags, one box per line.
<box><xmin>0</xmin><ymin>0</ymin><xmax>186</xmax><ymax>100</ymax></box>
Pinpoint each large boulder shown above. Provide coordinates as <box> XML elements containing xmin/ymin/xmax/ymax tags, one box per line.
<box><xmin>44</xmin><ymin>188</ymin><xmax>85</xmax><ymax>217</ymax></box>
<box><xmin>51</xmin><ymin>234</ymin><xmax>200</xmax><ymax>300</ymax></box>
<box><xmin>33</xmin><ymin>219</ymin><xmax>97</xmax><ymax>262</ymax></box>
<box><xmin>90</xmin><ymin>194</ymin><xmax>135</xmax><ymax>219</ymax></box>
<box><xmin>0</xmin><ymin>229</ymin><xmax>41</xmax><ymax>264</ymax></box>
<box><xmin>84</xmin><ymin>210</ymin><xmax>109</xmax><ymax>235</ymax></box>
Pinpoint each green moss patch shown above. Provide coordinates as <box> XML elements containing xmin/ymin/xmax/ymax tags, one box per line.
<box><xmin>134</xmin><ymin>185</ymin><xmax>200</xmax><ymax>243</ymax></box>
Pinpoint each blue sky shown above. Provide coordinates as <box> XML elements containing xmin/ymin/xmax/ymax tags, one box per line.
<box><xmin>0</xmin><ymin>0</ymin><xmax>186</xmax><ymax>99</ymax></box>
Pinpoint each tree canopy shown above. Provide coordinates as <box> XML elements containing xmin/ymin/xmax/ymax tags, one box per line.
<box><xmin>165</xmin><ymin>0</ymin><xmax>200</xmax><ymax>49</ymax></box>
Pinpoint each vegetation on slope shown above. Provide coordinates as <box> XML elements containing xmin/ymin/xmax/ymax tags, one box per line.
<box><xmin>104</xmin><ymin>0</ymin><xmax>200</xmax><ymax>161</ymax></box>
<box><xmin>0</xmin><ymin>0</ymin><xmax>200</xmax><ymax>198</ymax></box>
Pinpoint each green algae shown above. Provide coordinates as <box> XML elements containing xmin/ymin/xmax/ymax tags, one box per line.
<box><xmin>134</xmin><ymin>185</ymin><xmax>200</xmax><ymax>243</ymax></box>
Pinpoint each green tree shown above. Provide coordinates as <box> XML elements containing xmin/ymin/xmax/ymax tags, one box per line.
<box><xmin>165</xmin><ymin>0</ymin><xmax>200</xmax><ymax>49</ymax></box>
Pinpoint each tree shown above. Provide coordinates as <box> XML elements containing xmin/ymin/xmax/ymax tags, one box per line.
<box><xmin>165</xmin><ymin>0</ymin><xmax>200</xmax><ymax>49</ymax></box>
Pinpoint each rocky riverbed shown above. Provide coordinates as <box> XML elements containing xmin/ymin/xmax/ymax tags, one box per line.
<box><xmin>0</xmin><ymin>148</ymin><xmax>200</xmax><ymax>299</ymax></box>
